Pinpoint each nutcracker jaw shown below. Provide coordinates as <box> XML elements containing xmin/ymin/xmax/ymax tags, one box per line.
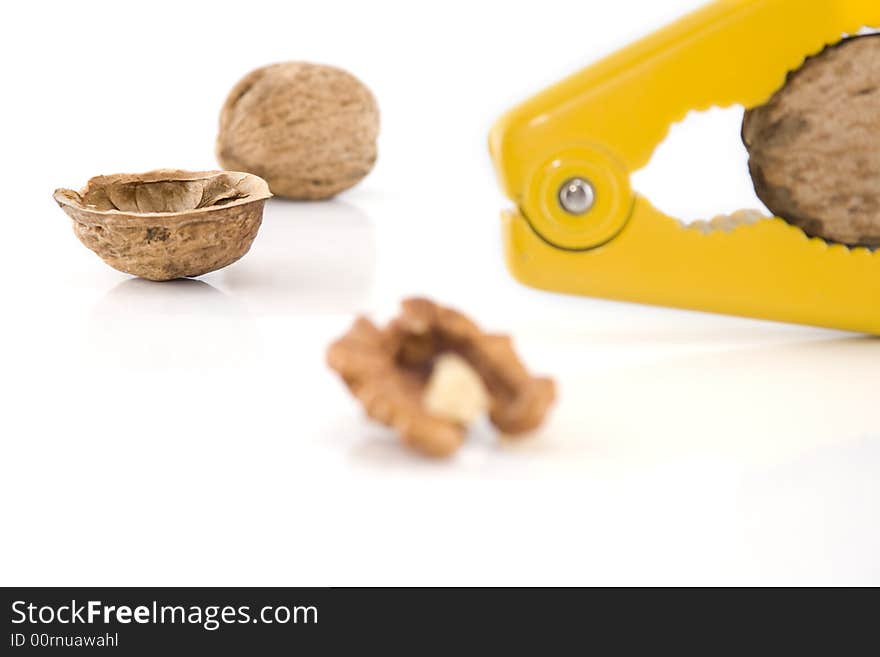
<box><xmin>490</xmin><ymin>0</ymin><xmax>880</xmax><ymax>334</ymax></box>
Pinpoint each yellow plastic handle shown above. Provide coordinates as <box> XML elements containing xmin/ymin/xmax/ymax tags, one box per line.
<box><xmin>490</xmin><ymin>0</ymin><xmax>880</xmax><ymax>250</ymax></box>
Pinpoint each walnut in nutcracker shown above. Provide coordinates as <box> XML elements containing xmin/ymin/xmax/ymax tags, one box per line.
<box><xmin>216</xmin><ymin>62</ymin><xmax>380</xmax><ymax>200</ymax></box>
<box><xmin>327</xmin><ymin>298</ymin><xmax>556</xmax><ymax>458</ymax></box>
<box><xmin>743</xmin><ymin>34</ymin><xmax>880</xmax><ymax>248</ymax></box>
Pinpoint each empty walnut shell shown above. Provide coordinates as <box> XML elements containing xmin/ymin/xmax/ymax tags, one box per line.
<box><xmin>327</xmin><ymin>298</ymin><xmax>556</xmax><ymax>458</ymax></box>
<box><xmin>54</xmin><ymin>170</ymin><xmax>271</xmax><ymax>281</ymax></box>
<box><xmin>216</xmin><ymin>62</ymin><xmax>380</xmax><ymax>200</ymax></box>
<box><xmin>743</xmin><ymin>35</ymin><xmax>880</xmax><ymax>247</ymax></box>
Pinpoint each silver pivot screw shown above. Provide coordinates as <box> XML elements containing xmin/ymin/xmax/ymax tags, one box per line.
<box><xmin>558</xmin><ymin>178</ymin><xmax>595</xmax><ymax>215</ymax></box>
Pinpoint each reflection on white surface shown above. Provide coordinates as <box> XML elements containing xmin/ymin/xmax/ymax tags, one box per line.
<box><xmin>86</xmin><ymin>278</ymin><xmax>260</xmax><ymax>371</ymax></box>
<box><xmin>738</xmin><ymin>436</ymin><xmax>880</xmax><ymax>585</ymax></box>
<box><xmin>218</xmin><ymin>199</ymin><xmax>375</xmax><ymax>316</ymax></box>
<box><xmin>549</xmin><ymin>336</ymin><xmax>880</xmax><ymax>467</ymax></box>
<box><xmin>335</xmin><ymin>415</ymin><xmax>501</xmax><ymax>471</ymax></box>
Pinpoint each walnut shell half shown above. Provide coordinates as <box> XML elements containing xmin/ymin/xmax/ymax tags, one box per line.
<box><xmin>327</xmin><ymin>298</ymin><xmax>556</xmax><ymax>458</ymax></box>
<box><xmin>743</xmin><ymin>35</ymin><xmax>880</xmax><ymax>247</ymax></box>
<box><xmin>54</xmin><ymin>169</ymin><xmax>271</xmax><ymax>281</ymax></box>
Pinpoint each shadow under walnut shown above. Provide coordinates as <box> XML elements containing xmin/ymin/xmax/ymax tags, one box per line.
<box><xmin>327</xmin><ymin>298</ymin><xmax>556</xmax><ymax>458</ymax></box>
<box><xmin>743</xmin><ymin>34</ymin><xmax>880</xmax><ymax>248</ymax></box>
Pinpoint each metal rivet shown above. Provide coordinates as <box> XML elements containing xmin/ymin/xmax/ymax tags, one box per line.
<box><xmin>558</xmin><ymin>178</ymin><xmax>595</xmax><ymax>215</ymax></box>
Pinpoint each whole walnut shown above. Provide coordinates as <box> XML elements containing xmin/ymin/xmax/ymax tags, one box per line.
<box><xmin>216</xmin><ymin>62</ymin><xmax>379</xmax><ymax>200</ymax></box>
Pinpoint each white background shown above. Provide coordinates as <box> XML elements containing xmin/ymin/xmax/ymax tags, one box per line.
<box><xmin>1</xmin><ymin>0</ymin><xmax>878</xmax><ymax>586</ymax></box>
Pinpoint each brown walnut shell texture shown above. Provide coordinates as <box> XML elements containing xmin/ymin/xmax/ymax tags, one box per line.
<box><xmin>327</xmin><ymin>298</ymin><xmax>557</xmax><ymax>458</ymax></box>
<box><xmin>54</xmin><ymin>170</ymin><xmax>271</xmax><ymax>281</ymax></box>
<box><xmin>217</xmin><ymin>62</ymin><xmax>380</xmax><ymax>200</ymax></box>
<box><xmin>743</xmin><ymin>35</ymin><xmax>880</xmax><ymax>248</ymax></box>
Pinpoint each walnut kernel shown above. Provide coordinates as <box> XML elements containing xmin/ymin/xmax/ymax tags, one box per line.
<box><xmin>327</xmin><ymin>298</ymin><xmax>556</xmax><ymax>457</ymax></box>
